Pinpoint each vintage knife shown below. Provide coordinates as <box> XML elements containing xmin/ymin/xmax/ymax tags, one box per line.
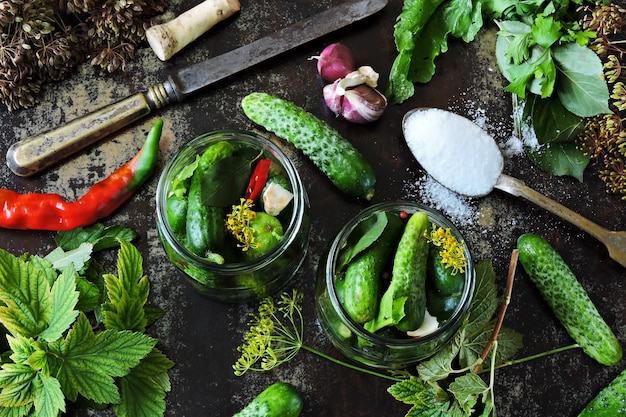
<box><xmin>7</xmin><ymin>0</ymin><xmax>388</xmax><ymax>176</ymax></box>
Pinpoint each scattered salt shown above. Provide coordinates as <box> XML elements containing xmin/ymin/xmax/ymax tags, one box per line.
<box><xmin>416</xmin><ymin>176</ymin><xmax>477</xmax><ymax>227</ymax></box>
<box><xmin>402</xmin><ymin>108</ymin><xmax>504</xmax><ymax>197</ymax></box>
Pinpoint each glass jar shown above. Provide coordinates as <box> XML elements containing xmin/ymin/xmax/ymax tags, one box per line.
<box><xmin>315</xmin><ymin>201</ymin><xmax>475</xmax><ymax>369</ymax></box>
<box><xmin>156</xmin><ymin>130</ymin><xmax>310</xmax><ymax>302</ymax></box>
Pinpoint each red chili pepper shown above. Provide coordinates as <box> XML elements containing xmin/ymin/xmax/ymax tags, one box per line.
<box><xmin>244</xmin><ymin>158</ymin><xmax>272</xmax><ymax>202</ymax></box>
<box><xmin>0</xmin><ymin>119</ymin><xmax>163</xmax><ymax>231</ymax></box>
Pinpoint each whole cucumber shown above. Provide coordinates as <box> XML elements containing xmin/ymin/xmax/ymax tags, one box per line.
<box><xmin>578</xmin><ymin>367</ymin><xmax>626</xmax><ymax>416</ymax></box>
<box><xmin>517</xmin><ymin>233</ymin><xmax>622</xmax><ymax>366</ymax></box>
<box><xmin>233</xmin><ymin>382</ymin><xmax>303</xmax><ymax>417</ymax></box>
<box><xmin>392</xmin><ymin>211</ymin><xmax>430</xmax><ymax>332</ymax></box>
<box><xmin>342</xmin><ymin>213</ymin><xmax>404</xmax><ymax>323</ymax></box>
<box><xmin>241</xmin><ymin>92</ymin><xmax>376</xmax><ymax>200</ymax></box>
<box><xmin>186</xmin><ymin>141</ymin><xmax>234</xmax><ymax>258</ymax></box>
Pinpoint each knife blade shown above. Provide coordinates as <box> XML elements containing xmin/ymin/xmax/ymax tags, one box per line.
<box><xmin>7</xmin><ymin>0</ymin><xmax>389</xmax><ymax>177</ymax></box>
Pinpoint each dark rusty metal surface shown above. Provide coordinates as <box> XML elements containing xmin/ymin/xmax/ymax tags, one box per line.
<box><xmin>0</xmin><ymin>1</ymin><xmax>624</xmax><ymax>416</ymax></box>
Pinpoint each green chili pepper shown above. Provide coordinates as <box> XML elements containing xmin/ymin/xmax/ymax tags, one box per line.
<box><xmin>0</xmin><ymin>119</ymin><xmax>163</xmax><ymax>231</ymax></box>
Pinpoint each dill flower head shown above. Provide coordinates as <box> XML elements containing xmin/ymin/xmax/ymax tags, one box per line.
<box><xmin>425</xmin><ymin>225</ymin><xmax>467</xmax><ymax>275</ymax></box>
<box><xmin>233</xmin><ymin>290</ymin><xmax>304</xmax><ymax>376</ymax></box>
<box><xmin>226</xmin><ymin>198</ymin><xmax>260</xmax><ymax>251</ymax></box>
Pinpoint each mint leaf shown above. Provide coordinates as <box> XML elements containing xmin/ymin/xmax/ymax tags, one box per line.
<box><xmin>553</xmin><ymin>42</ymin><xmax>612</xmax><ymax>117</ymax></box>
<box><xmin>49</xmin><ymin>313</ymin><xmax>156</xmax><ymax>404</ymax></box>
<box><xmin>102</xmin><ymin>240</ymin><xmax>150</xmax><ymax>333</ymax></box>
<box><xmin>114</xmin><ymin>348</ymin><xmax>174</xmax><ymax>417</ymax></box>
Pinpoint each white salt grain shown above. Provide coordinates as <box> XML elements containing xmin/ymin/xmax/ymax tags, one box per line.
<box><xmin>403</xmin><ymin>108</ymin><xmax>504</xmax><ymax>197</ymax></box>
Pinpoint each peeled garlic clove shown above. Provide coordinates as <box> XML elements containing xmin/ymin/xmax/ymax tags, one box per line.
<box><xmin>340</xmin><ymin>84</ymin><xmax>387</xmax><ymax>124</ymax></box>
<box><xmin>311</xmin><ymin>43</ymin><xmax>356</xmax><ymax>82</ymax></box>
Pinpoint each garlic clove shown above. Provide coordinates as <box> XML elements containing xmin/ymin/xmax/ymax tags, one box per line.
<box><xmin>340</xmin><ymin>84</ymin><xmax>387</xmax><ymax>124</ymax></box>
<box><xmin>310</xmin><ymin>43</ymin><xmax>356</xmax><ymax>82</ymax></box>
<box><xmin>323</xmin><ymin>81</ymin><xmax>344</xmax><ymax>116</ymax></box>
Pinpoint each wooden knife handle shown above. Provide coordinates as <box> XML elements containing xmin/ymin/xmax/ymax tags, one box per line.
<box><xmin>6</xmin><ymin>82</ymin><xmax>174</xmax><ymax>177</ymax></box>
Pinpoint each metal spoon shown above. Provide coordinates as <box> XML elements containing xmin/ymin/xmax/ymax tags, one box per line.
<box><xmin>402</xmin><ymin>107</ymin><xmax>626</xmax><ymax>269</ymax></box>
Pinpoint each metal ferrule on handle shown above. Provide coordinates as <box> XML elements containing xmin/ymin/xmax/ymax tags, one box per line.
<box><xmin>6</xmin><ymin>80</ymin><xmax>177</xmax><ymax>177</ymax></box>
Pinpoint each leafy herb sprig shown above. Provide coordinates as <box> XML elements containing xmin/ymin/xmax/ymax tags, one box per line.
<box><xmin>0</xmin><ymin>224</ymin><xmax>174</xmax><ymax>417</ymax></box>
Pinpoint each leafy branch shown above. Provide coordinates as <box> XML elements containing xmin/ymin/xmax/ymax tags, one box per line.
<box><xmin>0</xmin><ymin>224</ymin><xmax>174</xmax><ymax>417</ymax></box>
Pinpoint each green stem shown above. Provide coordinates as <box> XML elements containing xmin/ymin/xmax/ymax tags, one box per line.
<box><xmin>479</xmin><ymin>344</ymin><xmax>580</xmax><ymax>373</ymax></box>
<box><xmin>300</xmin><ymin>345</ymin><xmax>404</xmax><ymax>382</ymax></box>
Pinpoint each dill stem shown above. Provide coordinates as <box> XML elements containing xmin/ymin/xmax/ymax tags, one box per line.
<box><xmin>300</xmin><ymin>345</ymin><xmax>404</xmax><ymax>382</ymax></box>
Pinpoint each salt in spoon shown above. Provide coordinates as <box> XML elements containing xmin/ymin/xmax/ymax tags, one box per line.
<box><xmin>402</xmin><ymin>107</ymin><xmax>626</xmax><ymax>269</ymax></box>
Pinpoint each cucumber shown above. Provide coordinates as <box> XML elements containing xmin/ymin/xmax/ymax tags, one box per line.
<box><xmin>517</xmin><ymin>233</ymin><xmax>622</xmax><ymax>366</ymax></box>
<box><xmin>426</xmin><ymin>287</ymin><xmax>460</xmax><ymax>321</ymax></box>
<box><xmin>427</xmin><ymin>246</ymin><xmax>464</xmax><ymax>296</ymax></box>
<box><xmin>241</xmin><ymin>92</ymin><xmax>376</xmax><ymax>200</ymax></box>
<box><xmin>578</xmin><ymin>367</ymin><xmax>626</xmax><ymax>416</ymax></box>
<box><xmin>186</xmin><ymin>141</ymin><xmax>234</xmax><ymax>258</ymax></box>
<box><xmin>233</xmin><ymin>382</ymin><xmax>303</xmax><ymax>417</ymax></box>
<box><xmin>342</xmin><ymin>213</ymin><xmax>404</xmax><ymax>323</ymax></box>
<box><xmin>391</xmin><ymin>211</ymin><xmax>430</xmax><ymax>332</ymax></box>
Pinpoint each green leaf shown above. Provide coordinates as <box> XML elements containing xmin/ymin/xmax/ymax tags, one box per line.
<box><xmin>444</xmin><ymin>0</ymin><xmax>483</xmax><ymax>42</ymax></box>
<box><xmin>524</xmin><ymin>94</ymin><xmax>585</xmax><ymax>144</ymax></box>
<box><xmin>0</xmin><ymin>363</ymin><xmax>36</xmax><ymax>407</ymax></box>
<box><xmin>337</xmin><ymin>212</ymin><xmax>388</xmax><ymax>270</ymax></box>
<box><xmin>553</xmin><ymin>42</ymin><xmax>612</xmax><ymax>117</ymax></box>
<box><xmin>55</xmin><ymin>224</ymin><xmax>137</xmax><ymax>252</ymax></box>
<box><xmin>464</xmin><ymin>260</ymin><xmax>498</xmax><ymax>337</ymax></box>
<box><xmin>525</xmin><ymin>141</ymin><xmax>590</xmax><ymax>181</ymax></box>
<box><xmin>385</xmin><ymin>0</ymin><xmax>447</xmax><ymax>104</ymax></box>
<box><xmin>74</xmin><ymin>276</ymin><xmax>101</xmax><ymax>312</ymax></box>
<box><xmin>388</xmin><ymin>377</ymin><xmax>454</xmax><ymax>416</ymax></box>
<box><xmin>448</xmin><ymin>373</ymin><xmax>487</xmax><ymax>414</ymax></box>
<box><xmin>39</xmin><ymin>266</ymin><xmax>79</xmax><ymax>343</ymax></box>
<box><xmin>32</xmin><ymin>373</ymin><xmax>65</xmax><ymax>417</ymax></box>
<box><xmin>43</xmin><ymin>243</ymin><xmax>93</xmax><ymax>273</ymax></box>
<box><xmin>114</xmin><ymin>348</ymin><xmax>174</xmax><ymax>417</ymax></box>
<box><xmin>170</xmin><ymin>155</ymin><xmax>199</xmax><ymax>198</ymax></box>
<box><xmin>417</xmin><ymin>331</ymin><xmax>462</xmax><ymax>382</ymax></box>
<box><xmin>102</xmin><ymin>241</ymin><xmax>150</xmax><ymax>333</ymax></box>
<box><xmin>531</xmin><ymin>14</ymin><xmax>562</xmax><ymax>48</ymax></box>
<box><xmin>49</xmin><ymin>313</ymin><xmax>156</xmax><ymax>404</ymax></box>
<box><xmin>0</xmin><ymin>251</ymin><xmax>53</xmax><ymax>339</ymax></box>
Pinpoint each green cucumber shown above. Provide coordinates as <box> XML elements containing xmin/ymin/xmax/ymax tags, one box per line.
<box><xmin>392</xmin><ymin>211</ymin><xmax>430</xmax><ymax>332</ymax></box>
<box><xmin>427</xmin><ymin>246</ymin><xmax>464</xmax><ymax>296</ymax></box>
<box><xmin>578</xmin><ymin>367</ymin><xmax>626</xmax><ymax>416</ymax></box>
<box><xmin>233</xmin><ymin>382</ymin><xmax>303</xmax><ymax>417</ymax></box>
<box><xmin>517</xmin><ymin>233</ymin><xmax>622</xmax><ymax>366</ymax></box>
<box><xmin>241</xmin><ymin>92</ymin><xmax>376</xmax><ymax>200</ymax></box>
<box><xmin>426</xmin><ymin>287</ymin><xmax>460</xmax><ymax>321</ymax></box>
<box><xmin>342</xmin><ymin>214</ymin><xmax>404</xmax><ymax>323</ymax></box>
<box><xmin>186</xmin><ymin>141</ymin><xmax>234</xmax><ymax>258</ymax></box>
